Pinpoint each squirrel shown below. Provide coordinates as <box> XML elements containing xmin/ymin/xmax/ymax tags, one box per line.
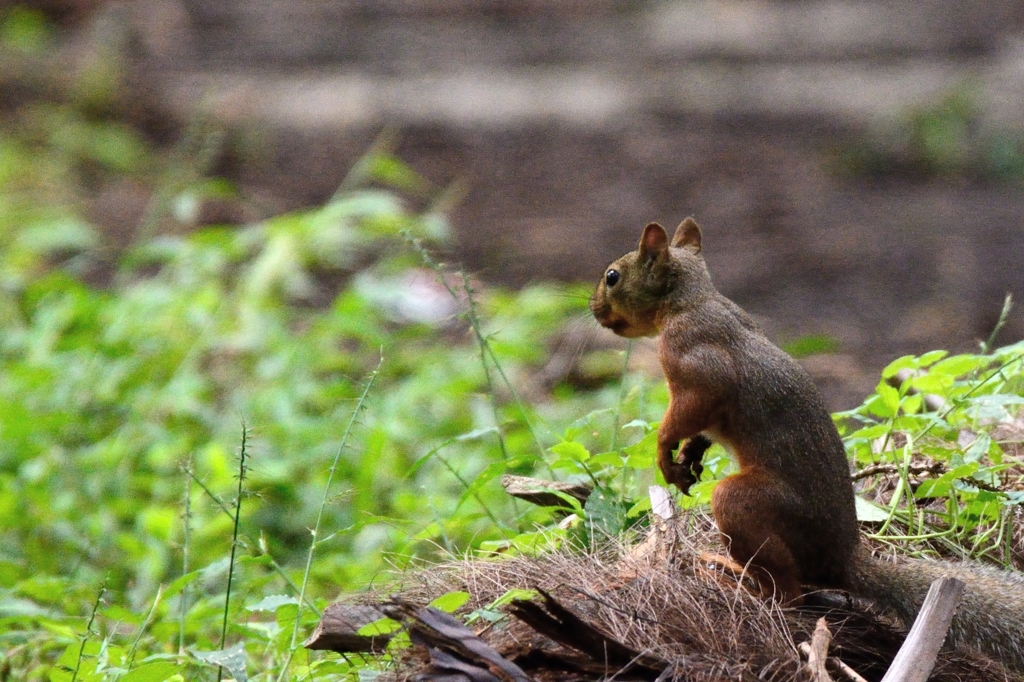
<box><xmin>590</xmin><ymin>218</ymin><xmax>1024</xmax><ymax>671</ymax></box>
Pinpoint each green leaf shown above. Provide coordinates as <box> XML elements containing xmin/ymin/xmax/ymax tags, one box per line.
<box><xmin>905</xmin><ymin>373</ymin><xmax>953</xmax><ymax>395</ymax></box>
<box><xmin>366</xmin><ymin>154</ymin><xmax>428</xmax><ymax>193</ymax></box>
<box><xmin>875</xmin><ymin>381</ymin><xmax>900</xmax><ymax>417</ymax></box>
<box><xmin>191</xmin><ymin>643</ymin><xmax>247</xmax><ymax>682</ymax></box>
<box><xmin>588</xmin><ymin>451</ymin><xmax>625</xmax><ymax>468</ymax></box>
<box><xmin>246</xmin><ymin>595</ymin><xmax>299</xmax><ymax>612</ymax></box>
<box><xmin>846</xmin><ymin>423</ymin><xmax>890</xmax><ymax>440</ymax></box>
<box><xmin>455</xmin><ymin>426</ymin><xmax>499</xmax><ymax>441</ymax></box>
<box><xmin>881</xmin><ymin>355</ymin><xmax>919</xmax><ymax>379</ymax></box>
<box><xmin>549</xmin><ymin>441</ymin><xmax>591</xmax><ymax>463</ymax></box>
<box><xmin>962</xmin><ymin>433</ymin><xmax>992</xmax><ymax>463</ymax></box>
<box><xmin>51</xmin><ymin>641</ymin><xmax>102</xmax><ymax>682</ymax></box>
<box><xmin>162</xmin><ymin>570</ymin><xmax>202</xmax><ymax>599</ymax></box>
<box><xmin>356</xmin><ymin>617</ymin><xmax>402</xmax><ymax>636</ymax></box>
<box><xmin>429</xmin><ymin>591</ymin><xmax>471</xmax><ymax>613</ymax></box>
<box><xmin>620</xmin><ymin>419</ymin><xmax>651</xmax><ymax>432</ymax></box>
<box><xmin>488</xmin><ymin>589</ymin><xmax>538</xmax><ymax>609</ymax></box>
<box><xmin>583</xmin><ymin>488</ymin><xmax>627</xmax><ymax>536</ymax></box>
<box><xmin>622</xmin><ymin>429</ymin><xmax>657</xmax><ymax>469</ymax></box>
<box><xmin>120</xmin><ymin>662</ymin><xmax>179</xmax><ymax>682</ymax></box>
<box><xmin>900</xmin><ymin>393</ymin><xmax>923</xmax><ymax>414</ymax></box>
<box><xmin>782</xmin><ymin>334</ymin><xmax>840</xmax><ymax>358</ymax></box>
<box><xmin>915</xmin><ymin>463</ymin><xmax>979</xmax><ymax>499</ymax></box>
<box><xmin>930</xmin><ymin>354</ymin><xmax>986</xmax><ymax>378</ymax></box>
<box><xmin>917</xmin><ymin>349</ymin><xmax>949</xmax><ymax>368</ymax></box>
<box><xmin>854</xmin><ymin>496</ymin><xmax>890</xmax><ymax>522</ymax></box>
<box><xmin>626</xmin><ymin>496</ymin><xmax>652</xmax><ymax>518</ymax></box>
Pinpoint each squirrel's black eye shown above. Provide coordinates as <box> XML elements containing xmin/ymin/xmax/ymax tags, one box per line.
<box><xmin>605</xmin><ymin>269</ymin><xmax>621</xmax><ymax>287</ymax></box>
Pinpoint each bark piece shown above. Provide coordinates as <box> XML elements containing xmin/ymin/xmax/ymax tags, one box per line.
<box><xmin>303</xmin><ymin>603</ymin><xmax>389</xmax><ymax>653</ymax></box>
<box><xmin>385</xmin><ymin>599</ymin><xmax>535</xmax><ymax>682</ymax></box>
<box><xmin>507</xmin><ymin>589</ymin><xmax>665</xmax><ymax>677</ymax></box>
<box><xmin>500</xmin><ymin>475</ymin><xmax>592</xmax><ymax>509</ymax></box>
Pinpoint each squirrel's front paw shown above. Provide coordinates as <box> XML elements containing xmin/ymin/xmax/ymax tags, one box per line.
<box><xmin>679</xmin><ymin>435</ymin><xmax>710</xmax><ymax>483</ymax></box>
<box><xmin>661</xmin><ymin>462</ymin><xmax>699</xmax><ymax>496</ymax></box>
<box><xmin>676</xmin><ymin>468</ymin><xmax>699</xmax><ymax>496</ymax></box>
<box><xmin>658</xmin><ymin>439</ymin><xmax>703</xmax><ymax>495</ymax></box>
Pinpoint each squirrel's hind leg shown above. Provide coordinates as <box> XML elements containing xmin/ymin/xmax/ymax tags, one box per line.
<box><xmin>711</xmin><ymin>468</ymin><xmax>804</xmax><ymax>605</ymax></box>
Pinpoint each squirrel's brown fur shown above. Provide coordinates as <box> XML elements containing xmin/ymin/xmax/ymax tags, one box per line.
<box><xmin>591</xmin><ymin>218</ymin><xmax>1024</xmax><ymax>670</ymax></box>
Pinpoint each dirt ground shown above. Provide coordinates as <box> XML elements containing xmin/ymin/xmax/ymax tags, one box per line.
<box><xmin>19</xmin><ymin>0</ymin><xmax>1024</xmax><ymax>408</ymax></box>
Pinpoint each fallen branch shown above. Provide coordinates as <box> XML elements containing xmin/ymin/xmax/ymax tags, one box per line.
<box><xmin>850</xmin><ymin>462</ymin><xmax>946</xmax><ymax>482</ymax></box>
<box><xmin>851</xmin><ymin>461</ymin><xmax>1003</xmax><ymax>493</ymax></box>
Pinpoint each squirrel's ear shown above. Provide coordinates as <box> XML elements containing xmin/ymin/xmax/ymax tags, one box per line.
<box><xmin>638</xmin><ymin>222</ymin><xmax>669</xmax><ymax>259</ymax></box>
<box><xmin>671</xmin><ymin>217</ymin><xmax>702</xmax><ymax>254</ymax></box>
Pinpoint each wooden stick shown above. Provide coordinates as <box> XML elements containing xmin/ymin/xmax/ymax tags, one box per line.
<box><xmin>803</xmin><ymin>617</ymin><xmax>834</xmax><ymax>682</ymax></box>
<box><xmin>830</xmin><ymin>657</ymin><xmax>870</xmax><ymax>682</ymax></box>
<box><xmin>799</xmin><ymin>641</ymin><xmax>870</xmax><ymax>682</ymax></box>
<box><xmin>880</xmin><ymin>577</ymin><xmax>965</xmax><ymax>682</ymax></box>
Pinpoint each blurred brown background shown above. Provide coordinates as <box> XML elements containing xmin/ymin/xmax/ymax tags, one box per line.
<box><xmin>11</xmin><ymin>0</ymin><xmax>1024</xmax><ymax>406</ymax></box>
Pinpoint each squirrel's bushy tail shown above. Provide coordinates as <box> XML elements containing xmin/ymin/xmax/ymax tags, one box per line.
<box><xmin>848</xmin><ymin>552</ymin><xmax>1024</xmax><ymax>671</ymax></box>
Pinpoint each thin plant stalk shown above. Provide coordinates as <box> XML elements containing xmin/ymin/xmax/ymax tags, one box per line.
<box><xmin>981</xmin><ymin>293</ymin><xmax>1014</xmax><ymax>353</ymax></box>
<box><xmin>71</xmin><ymin>581</ymin><xmax>106</xmax><ymax>682</ymax></box>
<box><xmin>334</xmin><ymin>128</ymin><xmax>400</xmax><ymax>196</ymax></box>
<box><xmin>127</xmin><ymin>585</ymin><xmax>164</xmax><ymax>669</ymax></box>
<box><xmin>914</xmin><ymin>351</ymin><xmax>1023</xmax><ymax>442</ymax></box>
<box><xmin>186</xmin><ymin>467</ymin><xmax>320</xmax><ymax>613</ymax></box>
<box><xmin>135</xmin><ymin>115</ymin><xmax>222</xmax><ymax>245</ymax></box>
<box><xmin>278</xmin><ymin>359</ymin><xmax>383</xmax><ymax>682</ymax></box>
<box><xmin>408</xmin><ymin>236</ymin><xmax>548</xmax><ymax>464</ymax></box>
<box><xmin>218</xmin><ymin>424</ymin><xmax>249</xmax><ymax>682</ymax></box>
<box><xmin>465</xmin><ymin>273</ymin><xmax>549</xmax><ymax>462</ymax></box>
<box><xmin>448</xmin><ymin>270</ymin><xmax>513</xmax><ymax>465</ymax></box>
<box><xmin>406</xmin><ymin>437</ymin><xmax>512</xmax><ymax>542</ymax></box>
<box><xmin>611</xmin><ymin>340</ymin><xmax>634</xmax><ymax>454</ymax></box>
<box><xmin>179</xmin><ymin>454</ymin><xmax>193</xmax><ymax>654</ymax></box>
<box><xmin>433</xmin><ymin>452</ymin><xmax>511</xmax><ymax>535</ymax></box>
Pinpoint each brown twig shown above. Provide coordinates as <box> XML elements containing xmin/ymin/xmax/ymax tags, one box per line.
<box><xmin>804</xmin><ymin>617</ymin><xmax>834</xmax><ymax>682</ymax></box>
<box><xmin>799</xmin><ymin>640</ymin><xmax>870</xmax><ymax>682</ymax></box>
<box><xmin>851</xmin><ymin>462</ymin><xmax>1004</xmax><ymax>493</ymax></box>
<box><xmin>851</xmin><ymin>462</ymin><xmax>946</xmax><ymax>482</ymax></box>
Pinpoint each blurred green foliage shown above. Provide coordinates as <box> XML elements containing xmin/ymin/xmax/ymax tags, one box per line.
<box><xmin>839</xmin><ymin>90</ymin><xmax>1024</xmax><ymax>181</ymax></box>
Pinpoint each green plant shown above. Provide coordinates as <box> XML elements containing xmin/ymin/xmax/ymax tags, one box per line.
<box><xmin>0</xmin><ymin>121</ymin><xmax>643</xmax><ymax>676</ymax></box>
<box><xmin>837</xmin><ymin>331</ymin><xmax>1024</xmax><ymax>564</ymax></box>
<box><xmin>839</xmin><ymin>89</ymin><xmax>1024</xmax><ymax>181</ymax></box>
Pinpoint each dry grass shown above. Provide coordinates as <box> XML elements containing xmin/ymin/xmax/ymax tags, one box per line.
<box><xmin>350</xmin><ymin>510</ymin><xmax>1023</xmax><ymax>682</ymax></box>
